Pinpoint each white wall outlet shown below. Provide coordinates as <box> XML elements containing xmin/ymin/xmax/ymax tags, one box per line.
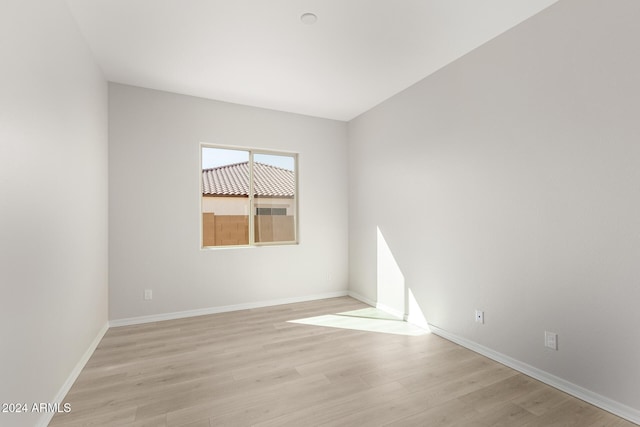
<box><xmin>475</xmin><ymin>310</ymin><xmax>484</xmax><ymax>324</ymax></box>
<box><xmin>545</xmin><ymin>331</ymin><xmax>558</xmax><ymax>350</ymax></box>
<box><xmin>144</xmin><ymin>289</ymin><xmax>153</xmax><ymax>300</ymax></box>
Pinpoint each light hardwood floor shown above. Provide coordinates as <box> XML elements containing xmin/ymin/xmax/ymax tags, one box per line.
<box><xmin>50</xmin><ymin>297</ymin><xmax>636</xmax><ymax>426</ymax></box>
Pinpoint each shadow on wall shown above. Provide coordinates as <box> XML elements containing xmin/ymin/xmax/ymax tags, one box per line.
<box><xmin>377</xmin><ymin>226</ymin><xmax>429</xmax><ymax>330</ymax></box>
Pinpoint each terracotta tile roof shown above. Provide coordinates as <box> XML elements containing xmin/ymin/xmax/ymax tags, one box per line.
<box><xmin>202</xmin><ymin>162</ymin><xmax>295</xmax><ymax>197</ymax></box>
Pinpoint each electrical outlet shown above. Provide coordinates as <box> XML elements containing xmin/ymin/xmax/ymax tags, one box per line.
<box><xmin>144</xmin><ymin>289</ymin><xmax>153</xmax><ymax>300</ymax></box>
<box><xmin>545</xmin><ymin>331</ymin><xmax>558</xmax><ymax>350</ymax></box>
<box><xmin>475</xmin><ymin>310</ymin><xmax>484</xmax><ymax>324</ymax></box>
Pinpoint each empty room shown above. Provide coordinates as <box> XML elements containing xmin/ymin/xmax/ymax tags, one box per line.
<box><xmin>1</xmin><ymin>0</ymin><xmax>639</xmax><ymax>426</ymax></box>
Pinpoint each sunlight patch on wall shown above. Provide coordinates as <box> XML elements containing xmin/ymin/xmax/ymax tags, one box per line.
<box><xmin>376</xmin><ymin>226</ymin><xmax>430</xmax><ymax>331</ymax></box>
<box><xmin>377</xmin><ymin>227</ymin><xmax>405</xmax><ymax>317</ymax></box>
<box><xmin>407</xmin><ymin>288</ymin><xmax>429</xmax><ymax>330</ymax></box>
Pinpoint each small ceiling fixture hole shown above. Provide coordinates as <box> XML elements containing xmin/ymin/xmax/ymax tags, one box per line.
<box><xmin>300</xmin><ymin>13</ymin><xmax>317</xmax><ymax>25</ymax></box>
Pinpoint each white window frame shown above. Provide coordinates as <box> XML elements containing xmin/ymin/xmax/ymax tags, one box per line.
<box><xmin>200</xmin><ymin>143</ymin><xmax>299</xmax><ymax>249</ymax></box>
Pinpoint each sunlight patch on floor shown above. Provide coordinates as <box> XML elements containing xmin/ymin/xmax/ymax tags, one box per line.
<box><xmin>288</xmin><ymin>308</ymin><xmax>429</xmax><ymax>336</ymax></box>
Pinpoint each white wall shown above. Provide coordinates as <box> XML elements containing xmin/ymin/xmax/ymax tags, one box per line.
<box><xmin>109</xmin><ymin>84</ymin><xmax>348</xmax><ymax>321</ymax></box>
<box><xmin>348</xmin><ymin>0</ymin><xmax>640</xmax><ymax>418</ymax></box>
<box><xmin>0</xmin><ymin>0</ymin><xmax>108</xmax><ymax>426</ymax></box>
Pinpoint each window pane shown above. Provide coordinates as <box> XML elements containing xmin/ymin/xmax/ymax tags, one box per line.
<box><xmin>202</xmin><ymin>147</ymin><xmax>250</xmax><ymax>247</ymax></box>
<box><xmin>253</xmin><ymin>153</ymin><xmax>296</xmax><ymax>244</ymax></box>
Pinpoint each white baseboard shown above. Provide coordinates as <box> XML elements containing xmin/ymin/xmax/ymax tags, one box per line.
<box><xmin>375</xmin><ymin>302</ymin><xmax>405</xmax><ymax>320</ymax></box>
<box><xmin>347</xmin><ymin>290</ymin><xmax>377</xmax><ymax>307</ymax></box>
<box><xmin>38</xmin><ymin>321</ymin><xmax>109</xmax><ymax>427</ymax></box>
<box><xmin>347</xmin><ymin>291</ymin><xmax>431</xmax><ymax>331</ymax></box>
<box><xmin>405</xmin><ymin>312</ymin><xmax>430</xmax><ymax>330</ymax></box>
<box><xmin>109</xmin><ymin>291</ymin><xmax>349</xmax><ymax>327</ymax></box>
<box><xmin>428</xmin><ymin>324</ymin><xmax>640</xmax><ymax>425</ymax></box>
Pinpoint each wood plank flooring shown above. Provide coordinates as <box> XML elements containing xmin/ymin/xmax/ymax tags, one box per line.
<box><xmin>50</xmin><ymin>297</ymin><xmax>636</xmax><ymax>426</ymax></box>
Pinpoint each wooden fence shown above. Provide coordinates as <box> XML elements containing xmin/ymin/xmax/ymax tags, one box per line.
<box><xmin>203</xmin><ymin>214</ymin><xmax>294</xmax><ymax>246</ymax></box>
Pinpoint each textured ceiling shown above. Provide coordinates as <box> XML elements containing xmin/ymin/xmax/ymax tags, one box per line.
<box><xmin>66</xmin><ymin>0</ymin><xmax>558</xmax><ymax>121</ymax></box>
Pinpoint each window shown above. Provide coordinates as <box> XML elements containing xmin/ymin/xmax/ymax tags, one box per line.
<box><xmin>201</xmin><ymin>145</ymin><xmax>298</xmax><ymax>247</ymax></box>
<box><xmin>256</xmin><ymin>207</ymin><xmax>287</xmax><ymax>216</ymax></box>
